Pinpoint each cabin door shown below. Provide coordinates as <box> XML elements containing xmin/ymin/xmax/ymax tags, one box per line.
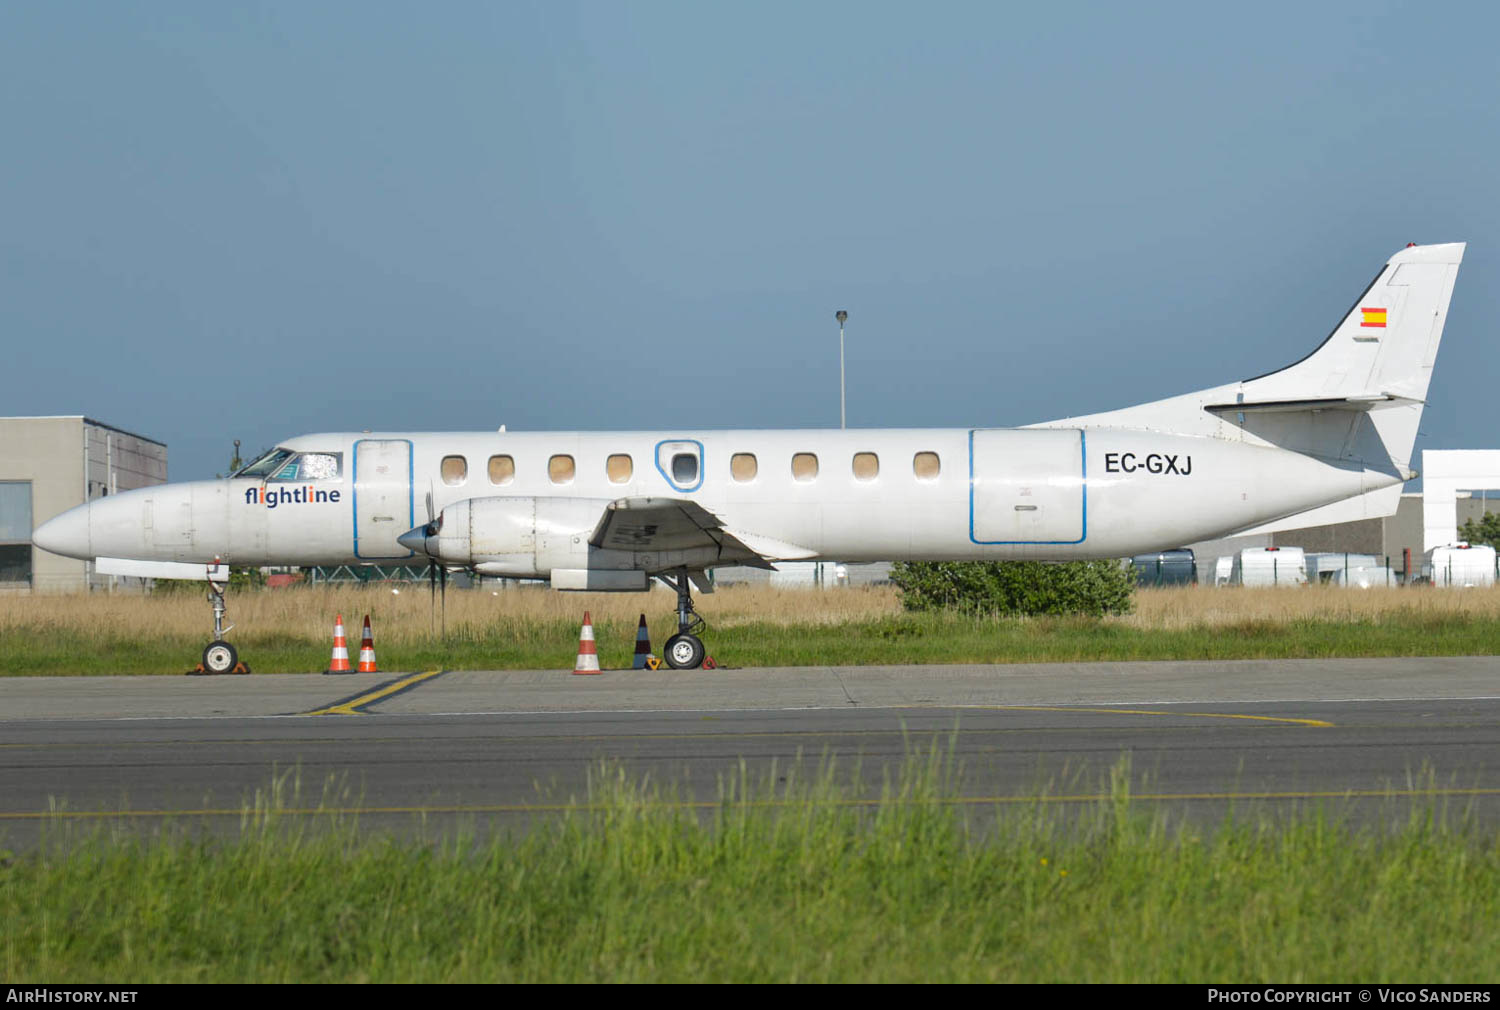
<box><xmin>969</xmin><ymin>428</ymin><xmax>1086</xmax><ymax>545</ymax></box>
<box><xmin>353</xmin><ymin>439</ymin><xmax>414</xmax><ymax>559</ymax></box>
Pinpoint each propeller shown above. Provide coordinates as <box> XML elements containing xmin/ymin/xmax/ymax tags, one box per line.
<box><xmin>420</xmin><ymin>487</ymin><xmax>446</xmax><ymax>641</ymax></box>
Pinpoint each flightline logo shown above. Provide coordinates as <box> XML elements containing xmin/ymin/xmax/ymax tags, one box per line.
<box><xmin>244</xmin><ymin>486</ymin><xmax>342</xmax><ymax>509</ymax></box>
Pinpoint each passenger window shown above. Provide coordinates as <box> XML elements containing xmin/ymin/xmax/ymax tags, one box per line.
<box><xmin>731</xmin><ymin>453</ymin><xmax>758</xmax><ymax>482</ymax></box>
<box><xmin>852</xmin><ymin>452</ymin><xmax>879</xmax><ymax>481</ymax></box>
<box><xmin>914</xmin><ymin>451</ymin><xmax>941</xmax><ymax>480</ymax></box>
<box><xmin>488</xmin><ymin>455</ymin><xmax>515</xmax><ymax>486</ymax></box>
<box><xmin>792</xmin><ymin>453</ymin><xmax>819</xmax><ymax>482</ymax></box>
<box><xmin>441</xmin><ymin>455</ymin><xmax>468</xmax><ymax>486</ymax></box>
<box><xmin>607</xmin><ymin>454</ymin><xmax>633</xmax><ymax>484</ymax></box>
<box><xmin>549</xmin><ymin>454</ymin><xmax>575</xmax><ymax>484</ymax></box>
<box><xmin>655</xmin><ymin>440</ymin><xmax>703</xmax><ymax>491</ymax></box>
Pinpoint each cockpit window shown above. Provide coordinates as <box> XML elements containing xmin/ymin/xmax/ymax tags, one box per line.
<box><xmin>234</xmin><ymin>448</ymin><xmax>294</xmax><ymax>478</ymax></box>
<box><xmin>270</xmin><ymin>452</ymin><xmax>342</xmax><ymax>482</ymax></box>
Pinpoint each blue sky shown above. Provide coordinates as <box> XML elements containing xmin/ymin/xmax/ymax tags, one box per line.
<box><xmin>3</xmin><ymin>1</ymin><xmax>1497</xmax><ymax>480</ymax></box>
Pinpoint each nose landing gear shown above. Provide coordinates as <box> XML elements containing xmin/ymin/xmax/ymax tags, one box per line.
<box><xmin>189</xmin><ymin>562</ymin><xmax>250</xmax><ymax>675</ymax></box>
<box><xmin>657</xmin><ymin>567</ymin><xmax>711</xmax><ymax>669</ymax></box>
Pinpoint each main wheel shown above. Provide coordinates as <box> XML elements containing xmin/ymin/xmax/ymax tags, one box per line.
<box><xmin>663</xmin><ymin>633</ymin><xmax>706</xmax><ymax>670</ymax></box>
<box><xmin>203</xmin><ymin>640</ymin><xmax>238</xmax><ymax>674</ymax></box>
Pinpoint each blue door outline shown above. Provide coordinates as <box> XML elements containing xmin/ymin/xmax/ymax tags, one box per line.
<box><xmin>968</xmin><ymin>429</ymin><xmax>1088</xmax><ymax>545</ymax></box>
<box><xmin>353</xmin><ymin>438</ymin><xmax>415</xmax><ymax>559</ymax></box>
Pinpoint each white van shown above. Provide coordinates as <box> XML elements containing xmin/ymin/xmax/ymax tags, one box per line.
<box><xmin>1213</xmin><ymin>556</ymin><xmax>1235</xmax><ymax>587</ymax></box>
<box><xmin>1235</xmin><ymin>547</ymin><xmax>1308</xmax><ymax>587</ymax></box>
<box><xmin>1329</xmin><ymin>565</ymin><xmax>1395</xmax><ymax>589</ymax></box>
<box><xmin>1425</xmin><ymin>543</ymin><xmax>1497</xmax><ymax>588</ymax></box>
<box><xmin>1307</xmin><ymin>552</ymin><xmax>1380</xmax><ymax>584</ymax></box>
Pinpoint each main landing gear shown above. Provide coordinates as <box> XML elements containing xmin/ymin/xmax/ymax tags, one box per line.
<box><xmin>656</xmin><ymin>567</ymin><xmax>709</xmax><ymax>669</ymax></box>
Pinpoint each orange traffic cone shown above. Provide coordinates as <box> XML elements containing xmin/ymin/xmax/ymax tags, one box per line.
<box><xmin>357</xmin><ymin>615</ymin><xmax>378</xmax><ymax>673</ymax></box>
<box><xmin>326</xmin><ymin>614</ymin><xmax>352</xmax><ymax>674</ymax></box>
<box><xmin>573</xmin><ymin>611</ymin><xmax>601</xmax><ymax>675</ymax></box>
<box><xmin>632</xmin><ymin>614</ymin><xmax>652</xmax><ymax>669</ymax></box>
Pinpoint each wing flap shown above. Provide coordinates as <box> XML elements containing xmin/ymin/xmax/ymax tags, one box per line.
<box><xmin>588</xmin><ymin>497</ymin><xmax>793</xmax><ymax>570</ymax></box>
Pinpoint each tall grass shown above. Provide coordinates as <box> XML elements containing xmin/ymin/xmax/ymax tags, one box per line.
<box><xmin>3</xmin><ymin>583</ymin><xmax>1500</xmax><ymax>673</ymax></box>
<box><xmin>4</xmin><ymin>755</ymin><xmax>1498</xmax><ymax>982</ymax></box>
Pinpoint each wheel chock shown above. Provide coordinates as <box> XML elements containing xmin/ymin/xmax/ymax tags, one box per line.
<box><xmin>702</xmin><ymin>656</ymin><xmax>718</xmax><ymax>670</ymax></box>
<box><xmin>187</xmin><ymin>662</ymin><xmax>251</xmax><ymax>676</ymax></box>
<box><xmin>645</xmin><ymin>656</ymin><xmax>662</xmax><ymax>670</ymax></box>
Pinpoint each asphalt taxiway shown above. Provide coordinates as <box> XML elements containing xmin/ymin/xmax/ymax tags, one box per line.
<box><xmin>1</xmin><ymin>658</ymin><xmax>1496</xmax><ymax>844</ymax></box>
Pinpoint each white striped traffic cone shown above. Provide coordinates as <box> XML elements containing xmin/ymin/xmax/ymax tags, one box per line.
<box><xmin>632</xmin><ymin>614</ymin><xmax>652</xmax><ymax>669</ymax></box>
<box><xmin>326</xmin><ymin>613</ymin><xmax>352</xmax><ymax>674</ymax></box>
<box><xmin>573</xmin><ymin>611</ymin><xmax>601</xmax><ymax>675</ymax></box>
<box><xmin>357</xmin><ymin>615</ymin><xmax>378</xmax><ymax>673</ymax></box>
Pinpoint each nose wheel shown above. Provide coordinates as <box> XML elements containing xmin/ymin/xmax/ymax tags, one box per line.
<box><xmin>657</xmin><ymin>567</ymin><xmax>712</xmax><ymax>669</ymax></box>
<box><xmin>202</xmin><ymin>640</ymin><xmax>239</xmax><ymax>674</ymax></box>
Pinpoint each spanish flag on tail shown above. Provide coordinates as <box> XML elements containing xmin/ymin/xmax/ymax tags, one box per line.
<box><xmin>1360</xmin><ymin>307</ymin><xmax>1388</xmax><ymax>328</ymax></box>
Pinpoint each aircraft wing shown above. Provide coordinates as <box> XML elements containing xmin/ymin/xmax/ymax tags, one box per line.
<box><xmin>588</xmin><ymin>497</ymin><xmax>794</xmax><ymax>570</ymax></box>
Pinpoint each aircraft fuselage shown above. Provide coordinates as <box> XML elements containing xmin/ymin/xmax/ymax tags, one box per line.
<box><xmin>35</xmin><ymin>425</ymin><xmax>1390</xmax><ymax>576</ymax></box>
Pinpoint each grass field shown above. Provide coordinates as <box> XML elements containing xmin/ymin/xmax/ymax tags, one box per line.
<box><xmin>3</xmin><ymin>755</ymin><xmax>1497</xmax><ymax>982</ymax></box>
<box><xmin>4</xmin><ymin>582</ymin><xmax>1500</xmax><ymax>674</ymax></box>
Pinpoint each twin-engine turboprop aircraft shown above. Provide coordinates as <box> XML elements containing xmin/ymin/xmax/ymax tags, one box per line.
<box><xmin>33</xmin><ymin>242</ymin><xmax>1465</xmax><ymax>670</ymax></box>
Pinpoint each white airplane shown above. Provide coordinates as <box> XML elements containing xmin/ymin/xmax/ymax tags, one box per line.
<box><xmin>33</xmin><ymin>242</ymin><xmax>1464</xmax><ymax>671</ymax></box>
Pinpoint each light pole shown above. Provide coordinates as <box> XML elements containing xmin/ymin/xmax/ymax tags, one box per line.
<box><xmin>836</xmin><ymin>310</ymin><xmax>848</xmax><ymax>429</ymax></box>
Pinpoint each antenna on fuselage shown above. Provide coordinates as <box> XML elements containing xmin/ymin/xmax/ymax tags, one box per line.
<box><xmin>835</xmin><ymin>310</ymin><xmax>848</xmax><ymax>429</ymax></box>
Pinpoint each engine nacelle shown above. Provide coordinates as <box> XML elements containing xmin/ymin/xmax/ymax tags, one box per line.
<box><xmin>425</xmin><ymin>496</ymin><xmax>612</xmax><ymax>577</ymax></box>
<box><xmin>409</xmin><ymin>496</ymin><xmax>732</xmax><ymax>587</ymax></box>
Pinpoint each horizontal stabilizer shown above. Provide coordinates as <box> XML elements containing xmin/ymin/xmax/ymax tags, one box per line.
<box><xmin>1203</xmin><ymin>395</ymin><xmax>1421</xmax><ymax>417</ymax></box>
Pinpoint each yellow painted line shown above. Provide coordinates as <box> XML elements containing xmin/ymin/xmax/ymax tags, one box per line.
<box><xmin>957</xmin><ymin>705</ymin><xmax>1334</xmax><ymax>728</ymax></box>
<box><xmin>0</xmin><ymin>713</ymin><xmax>1335</xmax><ymax>751</ymax></box>
<box><xmin>0</xmin><ymin>722</ymin><xmax>1288</xmax><ymax>752</ymax></box>
<box><xmin>5</xmin><ymin>786</ymin><xmax>1500</xmax><ymax>820</ymax></box>
<box><xmin>302</xmin><ymin>670</ymin><xmax>445</xmax><ymax>716</ymax></box>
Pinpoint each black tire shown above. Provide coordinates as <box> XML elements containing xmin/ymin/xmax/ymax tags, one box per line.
<box><xmin>663</xmin><ymin>633</ymin><xmax>706</xmax><ymax>670</ymax></box>
<box><xmin>203</xmin><ymin>640</ymin><xmax>238</xmax><ymax>674</ymax></box>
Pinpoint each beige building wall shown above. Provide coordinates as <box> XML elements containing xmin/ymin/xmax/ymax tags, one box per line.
<box><xmin>1273</xmin><ymin>518</ymin><xmax>1384</xmax><ymax>555</ymax></box>
<box><xmin>1266</xmin><ymin>492</ymin><xmax>1500</xmax><ymax>579</ymax></box>
<box><xmin>0</xmin><ymin>416</ymin><xmax>166</xmax><ymax>592</ymax></box>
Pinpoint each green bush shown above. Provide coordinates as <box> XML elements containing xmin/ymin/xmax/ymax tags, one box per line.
<box><xmin>1458</xmin><ymin>512</ymin><xmax>1500</xmax><ymax>551</ymax></box>
<box><xmin>150</xmin><ymin>566</ymin><xmax>265</xmax><ymax>595</ymax></box>
<box><xmin>889</xmin><ymin>560</ymin><xmax>1135</xmax><ymax>617</ymax></box>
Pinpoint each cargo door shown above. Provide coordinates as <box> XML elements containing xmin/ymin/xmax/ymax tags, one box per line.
<box><xmin>353</xmin><ymin>439</ymin><xmax>414</xmax><ymax>559</ymax></box>
<box><xmin>969</xmin><ymin>429</ymin><xmax>1086</xmax><ymax>544</ymax></box>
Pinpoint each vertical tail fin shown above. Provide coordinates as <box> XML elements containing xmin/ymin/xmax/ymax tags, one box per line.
<box><xmin>1040</xmin><ymin>242</ymin><xmax>1465</xmax><ymax>476</ymax></box>
<box><xmin>1244</xmin><ymin>241</ymin><xmax>1462</xmax><ymax>417</ymax></box>
<box><xmin>1241</xmin><ymin>241</ymin><xmax>1463</xmax><ymax>473</ymax></box>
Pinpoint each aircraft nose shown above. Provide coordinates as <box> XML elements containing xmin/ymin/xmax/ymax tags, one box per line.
<box><xmin>32</xmin><ymin>504</ymin><xmax>91</xmax><ymax>559</ymax></box>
